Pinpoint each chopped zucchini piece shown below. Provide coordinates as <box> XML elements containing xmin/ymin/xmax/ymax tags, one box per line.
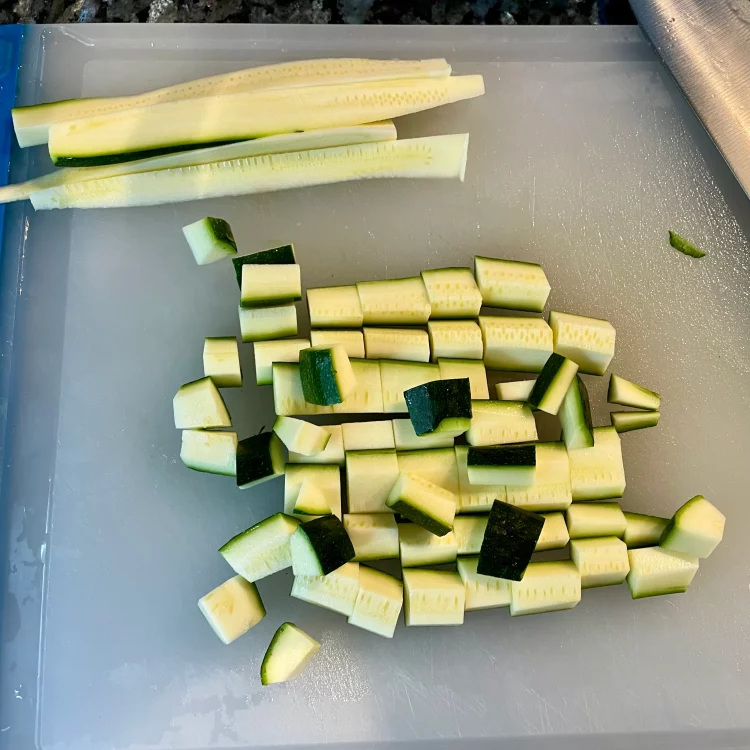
<box><xmin>399</xmin><ymin>523</ymin><xmax>458</xmax><ymax>567</ymax></box>
<box><xmin>183</xmin><ymin>217</ymin><xmax>237</xmax><ymax>266</ymax></box>
<box><xmin>505</xmin><ymin>442</ymin><xmax>572</xmax><ymax>512</ymax></box>
<box><xmin>549</xmin><ymin>311</ymin><xmax>615</xmax><ymax>376</ymax></box>
<box><xmin>273</xmin><ymin>363</ymin><xmax>333</xmax><ymax>416</ymax></box>
<box><xmin>510</xmin><ymin>561</ymin><xmax>581</xmax><ymax>616</ymax></box>
<box><xmin>290</xmin><ymin>515</ymin><xmax>355</xmax><ymax>576</ymax></box>
<box><xmin>454</xmin><ymin>515</ymin><xmax>488</xmax><ymax>555</ymax></box>
<box><xmin>570</xmin><ymin>536</ymin><xmax>629</xmax><ymax>588</ymax></box>
<box><xmin>668</xmin><ymin>230</ymin><xmax>706</xmax><ymax>259</ymax></box>
<box><xmin>421</xmin><ymin>267</ymin><xmax>482</xmax><ymax>318</ymax></box>
<box><xmin>465</xmin><ymin>400</ymin><xmax>537</xmax><ymax>447</ymax></box>
<box><xmin>307</xmin><ymin>285</ymin><xmax>363</xmax><ymax>328</ymax></box>
<box><xmin>380</xmin><ymin>360</ymin><xmax>440</xmax><ymax>413</ymax></box>
<box><xmin>344</xmin><ymin>513</ymin><xmax>399</xmax><ymax>561</ymax></box>
<box><xmin>405</xmin><ymin>378</ymin><xmax>472</xmax><ymax>436</ymax></box>
<box><xmin>239</xmin><ymin>303</ymin><xmax>298</xmax><ymax>343</ymax></box>
<box><xmin>623</xmin><ymin>512</ymin><xmax>669</xmax><ymax>549</ymax></box>
<box><xmin>300</xmin><ymin>344</ymin><xmax>356</xmax><ymax>406</ymax></box>
<box><xmin>273</xmin><ymin>416</ymin><xmax>330</xmax><ymax>456</ymax></box>
<box><xmin>568</xmin><ymin>426</ymin><xmax>626</xmax><ymax>501</ymax></box>
<box><xmin>611</xmin><ymin>411</ymin><xmax>660</xmax><ymax>432</ymax></box>
<box><xmin>220</xmin><ymin>512</ymin><xmax>300</xmax><ymax>582</ymax></box>
<box><xmin>559</xmin><ymin>375</ymin><xmax>594</xmax><ymax>450</ymax></box>
<box><xmin>608</xmin><ymin>374</ymin><xmax>661</xmax><ymax>410</ymax></box>
<box><xmin>180</xmin><ymin>429</ymin><xmax>237</xmax><ymax>476</ymax></box>
<box><xmin>437</xmin><ymin>358</ymin><xmax>489</xmax><ymax>400</ymax></box>
<box><xmin>293</xmin><ymin>480</ymin><xmax>332</xmax><ymax>516</ymax></box>
<box><xmin>467</xmin><ymin>444</ymin><xmax>536</xmax><ymax>486</ymax></box>
<box><xmin>332</xmin><ymin>358</ymin><xmax>384</xmax><ymax>414</ymax></box>
<box><xmin>495</xmin><ymin>379</ymin><xmax>535</xmax><ymax>402</ymax></box>
<box><xmin>241</xmin><ymin>263</ymin><xmax>301</xmax><ymax>308</ymax></box>
<box><xmin>342</xmin><ymin>420</ymin><xmax>395</xmax><ymax>451</ymax></box>
<box><xmin>173</xmin><ymin>377</ymin><xmax>231</xmax><ymax>429</ymax></box>
<box><xmin>310</xmin><ymin>329</ymin><xmax>365</xmax><ymax>359</ymax></box>
<box><xmin>291</xmin><ymin>561</ymin><xmax>361</xmax><ymax>616</ymax></box>
<box><xmin>233</xmin><ymin>244</ymin><xmax>296</xmax><ymax>287</ymax></box>
<box><xmin>348</xmin><ymin>566</ymin><xmax>403</xmax><ymax>638</ymax></box>
<box><xmin>479</xmin><ymin>316</ymin><xmax>553</xmax><ymax>372</ymax></box>
<box><xmin>261</xmin><ymin>622</ymin><xmax>320</xmax><ymax>686</ymax></box>
<box><xmin>566</xmin><ymin>502</ymin><xmax>626</xmax><ymax>539</ymax></box>
<box><xmin>427</xmin><ymin>320</ymin><xmax>483</xmax><ymax>361</ymax></box>
<box><xmin>198</xmin><ymin>576</ymin><xmax>265</xmax><ymax>645</ymax></box>
<box><xmin>528</xmin><ymin>354</ymin><xmax>579</xmax><ymax>415</ymax></box>
<box><xmin>255</xmin><ymin>338</ymin><xmax>309</xmax><ymax>386</ymax></box>
<box><xmin>626</xmin><ymin>547</ymin><xmax>698</xmax><ymax>599</ymax></box>
<box><xmin>236</xmin><ymin>432</ymin><xmax>285</xmax><ymax>489</ymax></box>
<box><xmin>536</xmin><ymin>512</ymin><xmax>570</xmax><ymax>551</ymax></box>
<box><xmin>396</xmin><ymin>447</ymin><xmax>460</xmax><ymax>495</ymax></box>
<box><xmin>364</xmin><ymin>327</ymin><xmax>430</xmax><ymax>363</ymax></box>
<box><xmin>357</xmin><ymin>276</ymin><xmax>431</xmax><ymax>325</ymax></box>
<box><xmin>402</xmin><ymin>569</ymin><xmax>465</xmax><ymax>626</ymax></box>
<box><xmin>474</xmin><ymin>256</ymin><xmax>551</xmax><ymax>312</ymax></box>
<box><xmin>386</xmin><ymin>471</ymin><xmax>457</xmax><ymax>536</ymax></box>
<box><xmin>203</xmin><ymin>337</ymin><xmax>242</xmax><ymax>388</ymax></box>
<box><xmin>454</xmin><ymin>445</ymin><xmax>505</xmax><ymax>514</ymax></box>
<box><xmin>392</xmin><ymin>418</ymin><xmax>454</xmax><ymax>450</ymax></box>
<box><xmin>346</xmin><ymin>449</ymin><xmax>400</xmax><ymax>513</ymax></box>
<box><xmin>457</xmin><ymin>557</ymin><xmax>512</xmax><ymax>610</ymax></box>
<box><xmin>660</xmin><ymin>495</ymin><xmax>725</xmax><ymax>559</ymax></box>
<box><xmin>284</xmin><ymin>464</ymin><xmax>342</xmax><ymax>519</ymax></box>
<box><xmin>477</xmin><ymin>499</ymin><xmax>545</xmax><ymax>580</ymax></box>
<box><xmin>289</xmin><ymin>425</ymin><xmax>344</xmax><ymax>465</ymax></box>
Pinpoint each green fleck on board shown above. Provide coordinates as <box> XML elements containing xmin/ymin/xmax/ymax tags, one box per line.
<box><xmin>668</xmin><ymin>231</ymin><xmax>706</xmax><ymax>259</ymax></box>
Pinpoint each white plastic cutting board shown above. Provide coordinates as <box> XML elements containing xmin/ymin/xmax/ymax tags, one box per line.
<box><xmin>1</xmin><ymin>24</ymin><xmax>749</xmax><ymax>750</ymax></box>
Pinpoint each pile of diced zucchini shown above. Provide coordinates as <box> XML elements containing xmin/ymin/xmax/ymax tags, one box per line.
<box><xmin>175</xmin><ymin>224</ymin><xmax>725</xmax><ymax>686</ymax></box>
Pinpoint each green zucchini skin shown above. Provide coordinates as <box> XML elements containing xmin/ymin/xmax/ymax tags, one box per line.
<box><xmin>477</xmin><ymin>499</ymin><xmax>545</xmax><ymax>581</ymax></box>
<box><xmin>528</xmin><ymin>353</ymin><xmax>565</xmax><ymax>407</ymax></box>
<box><xmin>233</xmin><ymin>244</ymin><xmax>297</xmax><ymax>286</ymax></box>
<box><xmin>404</xmin><ymin>378</ymin><xmax>472</xmax><ymax>436</ymax></box>
<box><xmin>52</xmin><ymin>139</ymin><xmax>237</xmax><ymax>167</ymax></box>
<box><xmin>236</xmin><ymin>432</ymin><xmax>283</xmax><ymax>489</ymax></box>
<box><xmin>560</xmin><ymin>375</ymin><xmax>594</xmax><ymax>450</ymax></box>
<box><xmin>298</xmin><ymin>516</ymin><xmax>356</xmax><ymax>575</ymax></box>
<box><xmin>467</xmin><ymin>444</ymin><xmax>536</xmax><ymax>469</ymax></box>
<box><xmin>300</xmin><ymin>348</ymin><xmax>341</xmax><ymax>405</ymax></box>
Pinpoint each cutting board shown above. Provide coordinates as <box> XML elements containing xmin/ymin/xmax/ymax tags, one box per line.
<box><xmin>1</xmin><ymin>24</ymin><xmax>749</xmax><ymax>750</ymax></box>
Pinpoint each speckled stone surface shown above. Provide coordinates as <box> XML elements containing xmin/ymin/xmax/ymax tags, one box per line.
<box><xmin>0</xmin><ymin>0</ymin><xmax>635</xmax><ymax>25</ymax></box>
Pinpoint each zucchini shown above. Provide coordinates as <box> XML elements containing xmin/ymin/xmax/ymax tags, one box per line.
<box><xmin>465</xmin><ymin>400</ymin><xmax>537</xmax><ymax>447</ymax></box>
<box><xmin>427</xmin><ymin>320</ymin><xmax>483</xmax><ymax>361</ymax></box>
<box><xmin>659</xmin><ymin>495</ymin><xmax>725</xmax><ymax>559</ymax></box>
<box><xmin>47</xmin><ymin>77</ymin><xmax>483</xmax><ymax>166</ymax></box>
<box><xmin>437</xmin><ymin>358</ymin><xmax>489</xmax><ymax>400</ymax></box>
<box><xmin>399</xmin><ymin>523</ymin><xmax>458</xmax><ymax>567</ymax></box>
<box><xmin>454</xmin><ymin>515</ymin><xmax>488</xmax><ymax>555</ymax></box>
<box><xmin>467</xmin><ymin>444</ymin><xmax>537</xmax><ymax>487</ymax></box>
<box><xmin>342</xmin><ymin>420</ymin><xmax>395</xmax><ymax>451</ymax></box>
<box><xmin>284</xmin><ymin>464</ymin><xmax>342</xmax><ymax>519</ymax></box>
<box><xmin>380</xmin><ymin>360</ymin><xmax>440</xmax><ymax>413</ymax></box>
<box><xmin>203</xmin><ymin>337</ymin><xmax>242</xmax><ymax>388</ymax></box>
<box><xmin>343</xmin><ymin>513</ymin><xmax>399</xmax><ymax>561</ymax></box>
<box><xmin>608</xmin><ymin>374</ymin><xmax>661</xmax><ymax>410</ymax></box>
<box><xmin>233</xmin><ymin>244</ymin><xmax>296</xmax><ymax>287</ymax></box>
<box><xmin>299</xmin><ymin>344</ymin><xmax>357</xmax><ymax>406</ymax></box>
<box><xmin>348</xmin><ymin>566</ymin><xmax>404</xmax><ymax>639</ymax></box>
<box><xmin>289</xmin><ymin>425</ymin><xmax>345</xmax><ymax>465</ymax></box>
<box><xmin>386</xmin><ymin>471</ymin><xmax>457</xmax><ymax>536</ymax></box>
<box><xmin>13</xmin><ymin>58</ymin><xmax>449</xmax><ymax>147</ymax></box>
<box><xmin>392</xmin><ymin>417</ymin><xmax>455</xmax><ymax>451</ymax></box>
<box><xmin>528</xmin><ymin>353</ymin><xmax>579</xmax><ymax>415</ymax></box>
<box><xmin>364</xmin><ymin>327</ymin><xmax>430</xmax><ymax>363</ymax></box>
<box><xmin>477</xmin><ymin>499</ymin><xmax>545</xmax><ymax>581</ymax></box>
<box><xmin>421</xmin><ymin>267</ymin><xmax>482</xmax><ymax>318</ymax></box>
<box><xmin>219</xmin><ymin>512</ymin><xmax>300</xmax><ymax>582</ymax></box>
<box><xmin>570</xmin><ymin>536</ymin><xmax>630</xmax><ymax>589</ymax></box>
<box><xmin>566</xmin><ymin>502</ymin><xmax>627</xmax><ymax>539</ymax></box>
<box><xmin>623</xmin><ymin>512</ymin><xmax>669</xmax><ymax>549</ymax></box>
<box><xmin>239</xmin><ymin>303</ymin><xmax>298</xmax><ymax>343</ymax></box>
<box><xmin>241</xmin><ymin>264</ymin><xmax>302</xmax><ymax>308</ymax></box>
<box><xmin>180</xmin><ymin>430</ymin><xmax>237</xmax><ymax>476</ymax></box>
<box><xmin>332</xmin><ymin>358</ymin><xmax>384</xmax><ymax>414</ymax></box>
<box><xmin>402</xmin><ymin>569</ymin><xmax>465</xmax><ymax>626</ymax></box>
<box><xmin>293</xmin><ymin>480</ymin><xmax>332</xmax><ymax>516</ymax></box>
<box><xmin>310</xmin><ymin>329</ymin><xmax>365</xmax><ymax>359</ymax></box>
<box><xmin>549</xmin><ymin>311</ymin><xmax>616</xmax><ymax>376</ymax></box>
<box><xmin>357</xmin><ymin>276</ymin><xmax>432</xmax><ymax>326</ymax></box>
<box><xmin>504</xmin><ymin>442</ymin><xmax>572</xmax><ymax>512</ymax></box>
<box><xmin>260</xmin><ymin>622</ymin><xmax>320</xmax><ymax>686</ymax></box>
<box><xmin>198</xmin><ymin>576</ymin><xmax>265</xmax><ymax>645</ymax></box>
<box><xmin>559</xmin><ymin>375</ymin><xmax>594</xmax><ymax>450</ymax></box>
<box><xmin>346</xmin><ymin>450</ymin><xmax>400</xmax><ymax>513</ymax></box>
<box><xmin>479</xmin><ymin>316</ymin><xmax>553</xmax><ymax>372</ymax></box>
<box><xmin>457</xmin><ymin>557</ymin><xmax>512</xmax><ymax>611</ymax></box>
<box><xmin>254</xmin><ymin>338</ymin><xmax>309</xmax><ymax>386</ymax></box>
<box><xmin>474</xmin><ymin>256</ymin><xmax>551</xmax><ymax>312</ymax></box>
<box><xmin>183</xmin><ymin>217</ymin><xmax>237</xmax><ymax>265</ymax></box>
<box><xmin>396</xmin><ymin>447</ymin><xmax>459</xmax><ymax>495</ymax></box>
<box><xmin>33</xmin><ymin>134</ymin><xmax>471</xmax><ymax>210</ymax></box>
<box><xmin>273</xmin><ymin>363</ymin><xmax>333</xmax><ymax>416</ymax></box>
<box><xmin>236</xmin><ymin>432</ymin><xmax>285</xmax><ymax>489</ymax></box>
<box><xmin>291</xmin><ymin>561</ymin><xmax>361</xmax><ymax>616</ymax></box>
<box><xmin>626</xmin><ymin>547</ymin><xmax>699</xmax><ymax>599</ymax></box>
<box><xmin>454</xmin><ymin>445</ymin><xmax>505</xmax><ymax>514</ymax></box>
<box><xmin>495</xmin><ymin>379</ymin><xmax>535</xmax><ymax>402</ymax></box>
<box><xmin>404</xmin><ymin>378</ymin><xmax>472</xmax><ymax>436</ymax></box>
<box><xmin>510</xmin><ymin>561</ymin><xmax>581</xmax><ymax>616</ymax></box>
<box><xmin>273</xmin><ymin>416</ymin><xmax>331</xmax><ymax>456</ymax></box>
<box><xmin>173</xmin><ymin>377</ymin><xmax>231</xmax><ymax>429</ymax></box>
<box><xmin>568</xmin><ymin>426</ymin><xmax>626</xmax><ymax>501</ymax></box>
<box><xmin>611</xmin><ymin>411</ymin><xmax>660</xmax><ymax>433</ymax></box>
<box><xmin>307</xmin><ymin>285</ymin><xmax>363</xmax><ymax>328</ymax></box>
<box><xmin>668</xmin><ymin>230</ymin><xmax>706</xmax><ymax>259</ymax></box>
<box><xmin>536</xmin><ymin>512</ymin><xmax>570</xmax><ymax>551</ymax></box>
<box><xmin>290</xmin><ymin>515</ymin><xmax>355</xmax><ymax>576</ymax></box>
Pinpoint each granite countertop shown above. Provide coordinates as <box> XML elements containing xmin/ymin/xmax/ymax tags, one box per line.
<box><xmin>1</xmin><ymin>0</ymin><xmax>635</xmax><ymax>25</ymax></box>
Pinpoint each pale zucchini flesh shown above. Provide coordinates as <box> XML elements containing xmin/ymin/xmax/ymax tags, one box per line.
<box><xmin>403</xmin><ymin>569</ymin><xmax>465</xmax><ymax>626</ymax></box>
<box><xmin>254</xmin><ymin>338</ymin><xmax>310</xmax><ymax>386</ymax></box>
<box><xmin>659</xmin><ymin>495</ymin><xmax>725</xmax><ymax>559</ymax></box>
<box><xmin>396</xmin><ymin>447</ymin><xmax>460</xmax><ymax>495</ymax></box>
<box><xmin>180</xmin><ymin>430</ymin><xmax>237</xmax><ymax>476</ymax></box>
<box><xmin>273</xmin><ymin>363</ymin><xmax>334</xmax><ymax>417</ymax></box>
<box><xmin>504</xmin><ymin>442</ymin><xmax>572</xmax><ymax>512</ymax></box>
<box><xmin>293</xmin><ymin>480</ymin><xmax>332</xmax><ymax>516</ymax></box>
<box><xmin>364</xmin><ymin>327</ymin><xmax>430</xmax><ymax>363</ymax></box>
<box><xmin>173</xmin><ymin>377</ymin><xmax>231</xmax><ymax>429</ymax></box>
<box><xmin>260</xmin><ymin>622</ymin><xmax>320</xmax><ymax>686</ymax></box>
<box><xmin>342</xmin><ymin>420</ymin><xmax>395</xmax><ymax>451</ymax></box>
<box><xmin>549</xmin><ymin>310</ymin><xmax>616</xmax><ymax>377</ymax></box>
<box><xmin>289</xmin><ymin>425</ymin><xmax>345</xmax><ymax>465</ymax></box>
<box><xmin>608</xmin><ymin>374</ymin><xmax>661</xmax><ymax>411</ymax></box>
<box><xmin>496</xmin><ymin>379</ymin><xmax>535</xmax><ymax>402</ymax></box>
<box><xmin>273</xmin><ymin>416</ymin><xmax>331</xmax><ymax>456</ymax></box>
<box><xmin>239</xmin><ymin>304</ymin><xmax>298</xmax><ymax>343</ymax></box>
<box><xmin>623</xmin><ymin>512</ymin><xmax>669</xmax><ymax>549</ymax></box>
<box><xmin>457</xmin><ymin>557</ymin><xmax>512</xmax><ymax>610</ymax></box>
<box><xmin>284</xmin><ymin>464</ymin><xmax>342</xmax><ymax>519</ymax></box>
<box><xmin>454</xmin><ymin>515</ymin><xmax>488</xmax><ymax>555</ymax></box>
<box><xmin>310</xmin><ymin>329</ymin><xmax>365</xmax><ymax>359</ymax></box>
<box><xmin>183</xmin><ymin>217</ymin><xmax>237</xmax><ymax>266</ymax></box>
<box><xmin>357</xmin><ymin>277</ymin><xmax>432</xmax><ymax>326</ymax></box>
<box><xmin>437</xmin><ymin>358</ymin><xmax>490</xmax><ymax>400</ymax></box>
<box><xmin>611</xmin><ymin>411</ymin><xmax>661</xmax><ymax>433</ymax></box>
<box><xmin>386</xmin><ymin>471</ymin><xmax>457</xmax><ymax>537</ymax></box>
<box><xmin>198</xmin><ymin>576</ymin><xmax>266</xmax><ymax>645</ymax></box>
<box><xmin>626</xmin><ymin>547</ymin><xmax>699</xmax><ymax>599</ymax></box>
<box><xmin>566</xmin><ymin>502</ymin><xmax>627</xmax><ymax>539</ymax></box>
<box><xmin>421</xmin><ymin>267</ymin><xmax>482</xmax><ymax>318</ymax></box>
<box><xmin>291</xmin><ymin>562</ymin><xmax>361</xmax><ymax>616</ymax></box>
<box><xmin>474</xmin><ymin>256</ymin><xmax>551</xmax><ymax>312</ymax></box>
<box><xmin>241</xmin><ymin>263</ymin><xmax>302</xmax><ymax>308</ymax></box>
<box><xmin>454</xmin><ymin>445</ymin><xmax>506</xmax><ymax>514</ymax></box>
<box><xmin>347</xmin><ymin>566</ymin><xmax>404</xmax><ymax>638</ymax></box>
<box><xmin>399</xmin><ymin>524</ymin><xmax>458</xmax><ymax>567</ymax></box>
<box><xmin>307</xmin><ymin>285</ymin><xmax>364</xmax><ymax>328</ymax></box>
<box><xmin>567</xmin><ymin>426</ymin><xmax>626</xmax><ymax>501</ymax></box>
<box><xmin>536</xmin><ymin>512</ymin><xmax>570</xmax><ymax>551</ymax></box>
<box><xmin>346</xmin><ymin>449</ymin><xmax>400</xmax><ymax>513</ymax></box>
<box><xmin>392</xmin><ymin>417</ymin><xmax>455</xmax><ymax>451</ymax></box>
<box><xmin>331</xmin><ymin>358</ymin><xmax>384</xmax><ymax>414</ymax></box>
<box><xmin>380</xmin><ymin>360</ymin><xmax>440</xmax><ymax>413</ymax></box>
<box><xmin>465</xmin><ymin>400</ymin><xmax>538</xmax><ymax>447</ymax></box>
<box><xmin>427</xmin><ymin>320</ymin><xmax>483</xmax><ymax>361</ymax></box>
<box><xmin>344</xmin><ymin>513</ymin><xmax>399</xmax><ymax>561</ymax></box>
<box><xmin>203</xmin><ymin>337</ymin><xmax>242</xmax><ymax>387</ymax></box>
<box><xmin>510</xmin><ymin>561</ymin><xmax>581</xmax><ymax>616</ymax></box>
<box><xmin>479</xmin><ymin>316</ymin><xmax>554</xmax><ymax>373</ymax></box>
<box><xmin>570</xmin><ymin>536</ymin><xmax>630</xmax><ymax>588</ymax></box>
